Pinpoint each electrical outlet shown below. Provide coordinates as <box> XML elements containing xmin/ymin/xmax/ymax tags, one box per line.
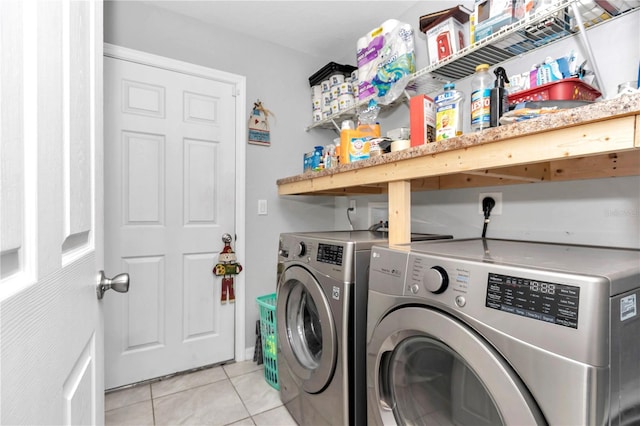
<box><xmin>349</xmin><ymin>199</ymin><xmax>356</xmax><ymax>214</ymax></box>
<box><xmin>478</xmin><ymin>192</ymin><xmax>502</xmax><ymax>215</ymax></box>
<box><xmin>368</xmin><ymin>202</ymin><xmax>388</xmax><ymax>227</ymax></box>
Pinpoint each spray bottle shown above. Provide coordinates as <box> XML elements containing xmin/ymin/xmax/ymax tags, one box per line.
<box><xmin>490</xmin><ymin>67</ymin><xmax>509</xmax><ymax>127</ymax></box>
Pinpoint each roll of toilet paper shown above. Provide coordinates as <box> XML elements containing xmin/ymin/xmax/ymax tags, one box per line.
<box><xmin>391</xmin><ymin>139</ymin><xmax>410</xmax><ymax>152</ymax></box>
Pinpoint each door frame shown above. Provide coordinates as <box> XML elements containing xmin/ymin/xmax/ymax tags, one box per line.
<box><xmin>103</xmin><ymin>43</ymin><xmax>247</xmax><ymax>362</ymax></box>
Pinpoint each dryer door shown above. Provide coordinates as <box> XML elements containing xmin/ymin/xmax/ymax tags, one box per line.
<box><xmin>277</xmin><ymin>265</ymin><xmax>337</xmax><ymax>394</ymax></box>
<box><xmin>368</xmin><ymin>307</ymin><xmax>546</xmax><ymax>426</ymax></box>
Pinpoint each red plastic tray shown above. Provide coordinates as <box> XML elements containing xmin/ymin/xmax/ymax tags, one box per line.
<box><xmin>508</xmin><ymin>78</ymin><xmax>601</xmax><ymax>105</ymax></box>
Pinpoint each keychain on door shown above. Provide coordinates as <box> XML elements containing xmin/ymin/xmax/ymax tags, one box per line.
<box><xmin>213</xmin><ymin>234</ymin><xmax>243</xmax><ymax>303</ymax></box>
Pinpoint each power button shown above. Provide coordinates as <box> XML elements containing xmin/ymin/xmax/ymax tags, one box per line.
<box><xmin>455</xmin><ymin>295</ymin><xmax>466</xmax><ymax>307</ymax></box>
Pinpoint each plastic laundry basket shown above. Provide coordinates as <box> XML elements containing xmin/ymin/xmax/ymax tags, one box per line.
<box><xmin>256</xmin><ymin>293</ymin><xmax>279</xmax><ymax>390</ymax></box>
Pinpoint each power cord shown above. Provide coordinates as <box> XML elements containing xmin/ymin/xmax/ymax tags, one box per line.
<box><xmin>481</xmin><ymin>196</ymin><xmax>496</xmax><ymax>238</ymax></box>
<box><xmin>347</xmin><ymin>206</ymin><xmax>355</xmax><ymax>230</ymax></box>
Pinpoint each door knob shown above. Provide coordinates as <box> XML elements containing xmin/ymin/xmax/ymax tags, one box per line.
<box><xmin>97</xmin><ymin>270</ymin><xmax>130</xmax><ymax>300</ymax></box>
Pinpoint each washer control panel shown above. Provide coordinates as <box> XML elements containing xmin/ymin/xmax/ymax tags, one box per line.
<box><xmin>317</xmin><ymin>243</ymin><xmax>344</xmax><ymax>266</ymax></box>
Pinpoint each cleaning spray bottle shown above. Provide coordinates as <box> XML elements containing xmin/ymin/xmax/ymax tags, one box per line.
<box><xmin>490</xmin><ymin>67</ymin><xmax>509</xmax><ymax>127</ymax></box>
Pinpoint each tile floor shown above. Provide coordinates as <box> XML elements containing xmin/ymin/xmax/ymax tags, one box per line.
<box><xmin>105</xmin><ymin>360</ymin><xmax>298</xmax><ymax>426</ymax></box>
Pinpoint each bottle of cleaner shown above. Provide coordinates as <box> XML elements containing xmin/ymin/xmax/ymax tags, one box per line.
<box><xmin>434</xmin><ymin>83</ymin><xmax>464</xmax><ymax>142</ymax></box>
<box><xmin>490</xmin><ymin>67</ymin><xmax>510</xmax><ymax>127</ymax></box>
<box><xmin>470</xmin><ymin>63</ymin><xmax>491</xmax><ymax>132</ymax></box>
<box><xmin>339</xmin><ymin>120</ymin><xmax>355</xmax><ymax>164</ymax></box>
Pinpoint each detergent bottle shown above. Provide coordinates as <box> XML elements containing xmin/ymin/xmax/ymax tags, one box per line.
<box><xmin>434</xmin><ymin>82</ymin><xmax>464</xmax><ymax>141</ymax></box>
<box><xmin>340</xmin><ymin>121</ymin><xmax>380</xmax><ymax>164</ymax></box>
<box><xmin>470</xmin><ymin>63</ymin><xmax>492</xmax><ymax>132</ymax></box>
<box><xmin>339</xmin><ymin>120</ymin><xmax>355</xmax><ymax>164</ymax></box>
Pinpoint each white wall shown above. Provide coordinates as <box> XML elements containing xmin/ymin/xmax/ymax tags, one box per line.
<box><xmin>104</xmin><ymin>1</ymin><xmax>338</xmax><ymax>350</ymax></box>
<box><xmin>105</xmin><ymin>3</ymin><xmax>640</xmax><ymax>353</ymax></box>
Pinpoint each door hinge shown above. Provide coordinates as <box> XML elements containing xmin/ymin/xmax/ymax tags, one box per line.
<box><xmin>232</xmin><ymin>87</ymin><xmax>241</xmax><ymax>97</ymax></box>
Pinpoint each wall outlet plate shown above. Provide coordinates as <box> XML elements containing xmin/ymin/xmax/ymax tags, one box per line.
<box><xmin>478</xmin><ymin>192</ymin><xmax>502</xmax><ymax>215</ymax></box>
<box><xmin>368</xmin><ymin>202</ymin><xmax>388</xmax><ymax>226</ymax></box>
<box><xmin>349</xmin><ymin>199</ymin><xmax>356</xmax><ymax>214</ymax></box>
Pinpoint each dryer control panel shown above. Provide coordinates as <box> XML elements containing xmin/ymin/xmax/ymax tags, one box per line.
<box><xmin>485</xmin><ymin>273</ymin><xmax>581</xmax><ymax>329</ymax></box>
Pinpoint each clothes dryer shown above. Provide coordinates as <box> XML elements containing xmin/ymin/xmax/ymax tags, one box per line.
<box><xmin>276</xmin><ymin>230</ymin><xmax>451</xmax><ymax>426</ymax></box>
<box><xmin>367</xmin><ymin>238</ymin><xmax>640</xmax><ymax>425</ymax></box>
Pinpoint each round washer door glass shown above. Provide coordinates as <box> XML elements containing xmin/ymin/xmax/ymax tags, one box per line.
<box><xmin>277</xmin><ymin>265</ymin><xmax>336</xmax><ymax>394</ymax></box>
<box><xmin>286</xmin><ymin>282</ymin><xmax>323</xmax><ymax>368</ymax></box>
<box><xmin>388</xmin><ymin>336</ymin><xmax>502</xmax><ymax>425</ymax></box>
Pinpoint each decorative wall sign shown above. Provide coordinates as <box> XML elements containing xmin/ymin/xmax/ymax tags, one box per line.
<box><xmin>248</xmin><ymin>100</ymin><xmax>273</xmax><ymax>146</ymax></box>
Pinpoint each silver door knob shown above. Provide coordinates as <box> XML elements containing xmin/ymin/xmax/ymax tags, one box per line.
<box><xmin>97</xmin><ymin>270</ymin><xmax>130</xmax><ymax>300</ymax></box>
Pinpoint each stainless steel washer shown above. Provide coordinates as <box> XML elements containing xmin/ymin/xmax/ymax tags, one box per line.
<box><xmin>276</xmin><ymin>230</ymin><xmax>451</xmax><ymax>426</ymax></box>
<box><xmin>367</xmin><ymin>238</ymin><xmax>640</xmax><ymax>425</ymax></box>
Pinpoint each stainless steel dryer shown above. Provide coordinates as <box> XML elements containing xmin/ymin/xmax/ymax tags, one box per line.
<box><xmin>276</xmin><ymin>230</ymin><xmax>451</xmax><ymax>426</ymax></box>
<box><xmin>367</xmin><ymin>238</ymin><xmax>640</xmax><ymax>425</ymax></box>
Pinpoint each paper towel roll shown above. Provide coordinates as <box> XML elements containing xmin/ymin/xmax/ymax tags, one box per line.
<box><xmin>391</xmin><ymin>139</ymin><xmax>410</xmax><ymax>152</ymax></box>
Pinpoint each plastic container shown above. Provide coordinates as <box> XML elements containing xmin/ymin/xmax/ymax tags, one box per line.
<box><xmin>312</xmin><ymin>146</ymin><xmax>324</xmax><ymax>171</ymax></box>
<box><xmin>434</xmin><ymin>83</ymin><xmax>464</xmax><ymax>141</ymax></box>
<box><xmin>256</xmin><ymin>293</ymin><xmax>279</xmax><ymax>390</ymax></box>
<box><xmin>507</xmin><ymin>78</ymin><xmax>602</xmax><ymax>105</ymax></box>
<box><xmin>308</xmin><ymin>62</ymin><xmax>357</xmax><ymax>87</ymax></box>
<box><xmin>340</xmin><ymin>123</ymin><xmax>380</xmax><ymax>164</ymax></box>
<box><xmin>339</xmin><ymin>120</ymin><xmax>355</xmax><ymax>164</ymax></box>
<box><xmin>470</xmin><ymin>63</ymin><xmax>492</xmax><ymax>132</ymax></box>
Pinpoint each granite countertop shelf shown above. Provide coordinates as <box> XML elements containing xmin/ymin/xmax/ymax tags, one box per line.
<box><xmin>277</xmin><ymin>94</ymin><xmax>640</xmax><ymax>244</ymax></box>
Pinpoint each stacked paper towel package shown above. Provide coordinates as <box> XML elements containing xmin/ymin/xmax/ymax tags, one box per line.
<box><xmin>356</xmin><ymin>19</ymin><xmax>416</xmax><ymax>104</ymax></box>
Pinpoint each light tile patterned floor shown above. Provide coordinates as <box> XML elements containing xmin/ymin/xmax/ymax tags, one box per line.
<box><xmin>105</xmin><ymin>360</ymin><xmax>298</xmax><ymax>426</ymax></box>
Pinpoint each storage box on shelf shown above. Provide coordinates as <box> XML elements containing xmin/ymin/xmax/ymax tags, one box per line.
<box><xmin>472</xmin><ymin>0</ymin><xmax>535</xmax><ymax>43</ymax></box>
<box><xmin>419</xmin><ymin>5</ymin><xmax>471</xmax><ymax>65</ymax></box>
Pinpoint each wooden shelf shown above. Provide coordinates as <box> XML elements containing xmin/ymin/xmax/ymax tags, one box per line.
<box><xmin>279</xmin><ymin>95</ymin><xmax>640</xmax><ymax>244</ymax></box>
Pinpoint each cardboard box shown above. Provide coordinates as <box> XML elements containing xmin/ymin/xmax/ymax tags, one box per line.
<box><xmin>426</xmin><ymin>18</ymin><xmax>467</xmax><ymax>64</ymax></box>
<box><xmin>420</xmin><ymin>5</ymin><xmax>470</xmax><ymax>64</ymax></box>
<box><xmin>471</xmin><ymin>0</ymin><xmax>533</xmax><ymax>43</ymax></box>
<box><xmin>410</xmin><ymin>95</ymin><xmax>436</xmax><ymax>146</ymax></box>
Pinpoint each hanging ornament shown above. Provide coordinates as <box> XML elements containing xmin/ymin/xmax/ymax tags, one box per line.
<box><xmin>213</xmin><ymin>234</ymin><xmax>243</xmax><ymax>303</ymax></box>
<box><xmin>248</xmin><ymin>99</ymin><xmax>273</xmax><ymax>146</ymax></box>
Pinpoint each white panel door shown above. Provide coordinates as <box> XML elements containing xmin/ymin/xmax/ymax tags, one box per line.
<box><xmin>0</xmin><ymin>0</ymin><xmax>104</xmax><ymax>424</ymax></box>
<box><xmin>104</xmin><ymin>54</ymin><xmax>238</xmax><ymax>388</ymax></box>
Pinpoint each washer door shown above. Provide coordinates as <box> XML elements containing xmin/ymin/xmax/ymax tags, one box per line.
<box><xmin>277</xmin><ymin>265</ymin><xmax>336</xmax><ymax>394</ymax></box>
<box><xmin>368</xmin><ymin>307</ymin><xmax>546</xmax><ymax>426</ymax></box>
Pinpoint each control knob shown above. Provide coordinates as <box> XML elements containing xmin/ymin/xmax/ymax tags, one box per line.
<box><xmin>296</xmin><ymin>241</ymin><xmax>307</xmax><ymax>257</ymax></box>
<box><xmin>423</xmin><ymin>266</ymin><xmax>449</xmax><ymax>294</ymax></box>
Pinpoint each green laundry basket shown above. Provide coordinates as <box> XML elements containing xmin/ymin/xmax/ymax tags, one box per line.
<box><xmin>256</xmin><ymin>293</ymin><xmax>279</xmax><ymax>390</ymax></box>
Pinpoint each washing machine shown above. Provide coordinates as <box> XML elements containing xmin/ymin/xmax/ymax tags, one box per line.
<box><xmin>367</xmin><ymin>238</ymin><xmax>640</xmax><ymax>425</ymax></box>
<box><xmin>276</xmin><ymin>230</ymin><xmax>451</xmax><ymax>426</ymax></box>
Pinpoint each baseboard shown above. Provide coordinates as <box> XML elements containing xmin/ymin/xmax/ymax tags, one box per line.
<box><xmin>243</xmin><ymin>346</ymin><xmax>255</xmax><ymax>361</ymax></box>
